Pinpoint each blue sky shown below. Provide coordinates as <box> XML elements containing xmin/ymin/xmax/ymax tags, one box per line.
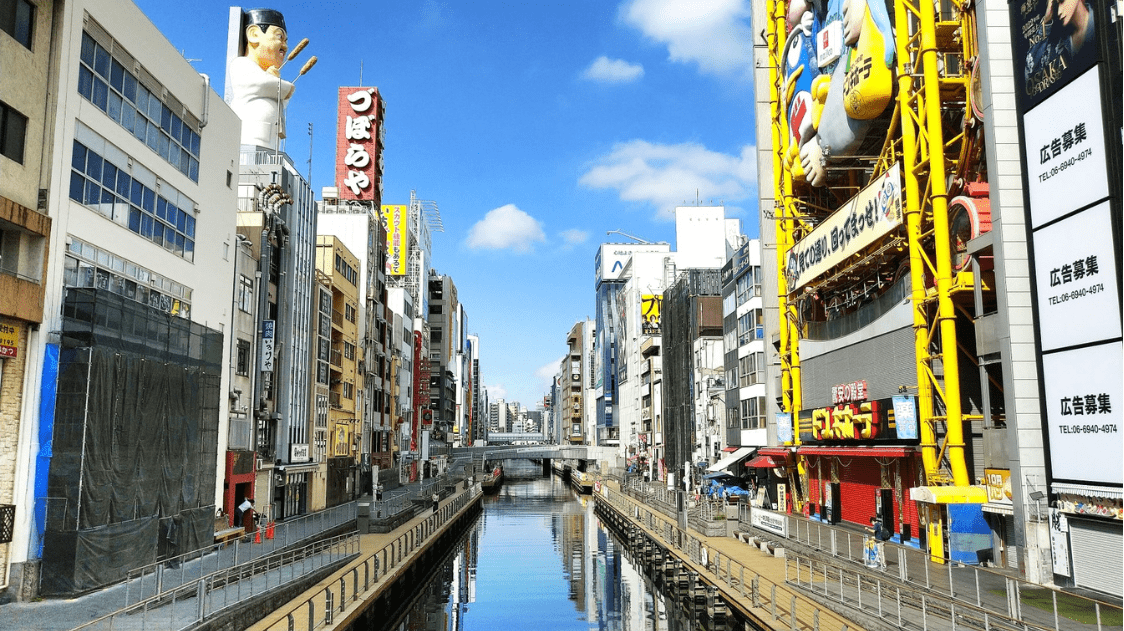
<box><xmin>134</xmin><ymin>0</ymin><xmax>761</xmax><ymax>407</ymax></box>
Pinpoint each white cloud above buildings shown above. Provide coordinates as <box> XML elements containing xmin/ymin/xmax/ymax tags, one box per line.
<box><xmin>622</xmin><ymin>0</ymin><xmax>753</xmax><ymax>77</ymax></box>
<box><xmin>535</xmin><ymin>357</ymin><xmax>565</xmax><ymax>390</ymax></box>
<box><xmin>579</xmin><ymin>140</ymin><xmax>757</xmax><ymax>219</ymax></box>
<box><xmin>485</xmin><ymin>383</ymin><xmax>508</xmax><ymax>400</ymax></box>
<box><xmin>465</xmin><ymin>204</ymin><xmax>547</xmax><ymax>253</ymax></box>
<box><xmin>582</xmin><ymin>56</ymin><xmax>645</xmax><ymax>83</ymax></box>
<box><xmin>559</xmin><ymin>229</ymin><xmax>590</xmax><ymax>248</ymax></box>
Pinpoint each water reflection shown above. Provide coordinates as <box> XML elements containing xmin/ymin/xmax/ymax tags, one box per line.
<box><xmin>365</xmin><ymin>475</ymin><xmax>736</xmax><ymax>631</ymax></box>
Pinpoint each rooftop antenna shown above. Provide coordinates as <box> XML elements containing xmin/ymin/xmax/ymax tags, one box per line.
<box><xmin>359</xmin><ymin>60</ymin><xmax>363</xmax><ymax>85</ymax></box>
<box><xmin>696</xmin><ymin>189</ymin><xmax>700</xmax><ymax>206</ymax></box>
<box><xmin>605</xmin><ymin>229</ymin><xmax>652</xmax><ymax>244</ymax></box>
<box><xmin>307</xmin><ymin>122</ymin><xmax>313</xmax><ymax>184</ymax></box>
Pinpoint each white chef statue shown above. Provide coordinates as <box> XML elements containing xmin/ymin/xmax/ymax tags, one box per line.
<box><xmin>227</xmin><ymin>8</ymin><xmax>294</xmax><ymax>149</ymax></box>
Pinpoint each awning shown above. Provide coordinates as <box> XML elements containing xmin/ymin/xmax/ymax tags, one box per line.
<box><xmin>797</xmin><ymin>446</ymin><xmax>914</xmax><ymax>458</ymax></box>
<box><xmin>1052</xmin><ymin>483</ymin><xmax>1124</xmax><ymax>499</ymax></box>
<box><xmin>707</xmin><ymin>447</ymin><xmax>755</xmax><ymax>472</ymax></box>
<box><xmin>909</xmin><ymin>485</ymin><xmax>987</xmax><ymax>504</ymax></box>
<box><xmin>722</xmin><ymin>446</ymin><xmax>740</xmax><ymax>453</ymax></box>
<box><xmin>757</xmin><ymin>447</ymin><xmax>793</xmax><ymax>458</ymax></box>
<box><xmin>746</xmin><ymin>455</ymin><xmax>783</xmax><ymax>468</ymax></box>
<box><xmin>982</xmin><ymin>503</ymin><xmax>1015</xmax><ymax>516</ymax></box>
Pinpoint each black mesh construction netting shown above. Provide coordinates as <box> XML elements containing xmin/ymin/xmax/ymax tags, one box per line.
<box><xmin>41</xmin><ymin>289</ymin><xmax>221</xmax><ymax>595</ymax></box>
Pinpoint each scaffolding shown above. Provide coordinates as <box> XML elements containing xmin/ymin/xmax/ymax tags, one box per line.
<box><xmin>768</xmin><ymin>0</ymin><xmax>986</xmax><ymax>499</ymax></box>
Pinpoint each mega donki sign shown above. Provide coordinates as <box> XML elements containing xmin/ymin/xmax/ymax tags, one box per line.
<box><xmin>335</xmin><ymin>86</ymin><xmax>382</xmax><ymax>201</ymax></box>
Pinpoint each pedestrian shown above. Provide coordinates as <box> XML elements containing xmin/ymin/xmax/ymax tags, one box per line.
<box><xmin>375</xmin><ymin>483</ymin><xmax>383</xmax><ymax>502</ymax></box>
<box><xmin>867</xmin><ymin>516</ymin><xmax>889</xmax><ymax>568</ymax></box>
<box><xmin>238</xmin><ymin>498</ymin><xmax>255</xmax><ymax>534</ymax></box>
<box><xmin>432</xmin><ymin>491</ymin><xmax>440</xmax><ymax>515</ymax></box>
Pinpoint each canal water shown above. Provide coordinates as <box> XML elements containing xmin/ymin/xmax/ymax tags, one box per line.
<box><xmin>360</xmin><ymin>474</ymin><xmax>741</xmax><ymax>631</ymax></box>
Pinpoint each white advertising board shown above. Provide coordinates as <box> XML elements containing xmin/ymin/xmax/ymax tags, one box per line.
<box><xmin>1023</xmin><ymin>66</ymin><xmax>1110</xmax><ymax>228</ymax></box>
<box><xmin>785</xmin><ymin>163</ymin><xmax>903</xmax><ymax>290</ymax></box>
<box><xmin>260</xmin><ymin>320</ymin><xmax>275</xmax><ymax>372</ymax></box>
<box><xmin>1041</xmin><ymin>341</ymin><xmax>1123</xmax><ymax>485</ymax></box>
<box><xmin>750</xmin><ymin>507</ymin><xmax>789</xmax><ymax>537</ymax></box>
<box><xmin>1031</xmin><ymin>201</ymin><xmax>1122</xmax><ymax>350</ymax></box>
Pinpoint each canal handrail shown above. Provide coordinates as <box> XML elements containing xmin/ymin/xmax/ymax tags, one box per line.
<box><xmin>598</xmin><ymin>482</ymin><xmax>856</xmax><ymax>631</ymax></box>
<box><xmin>68</xmin><ymin>532</ymin><xmax>359</xmax><ymax>631</ymax></box>
<box><xmin>744</xmin><ymin>504</ymin><xmax>1122</xmax><ymax>631</ymax></box>
<box><xmin>255</xmin><ymin>482</ymin><xmax>483</xmax><ymax>631</ymax></box>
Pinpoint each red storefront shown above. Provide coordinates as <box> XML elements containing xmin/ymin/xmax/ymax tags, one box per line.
<box><xmin>223</xmin><ymin>450</ymin><xmax>257</xmax><ymax>526</ymax></box>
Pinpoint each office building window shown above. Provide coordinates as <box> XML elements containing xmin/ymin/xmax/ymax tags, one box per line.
<box><xmin>236</xmin><ymin>339</ymin><xmax>251</xmax><ymax>376</ymax></box>
<box><xmin>0</xmin><ymin>101</ymin><xmax>27</xmax><ymax>164</ymax></box>
<box><xmin>77</xmin><ymin>31</ymin><xmax>201</xmax><ymax>181</ymax></box>
<box><xmin>0</xmin><ymin>0</ymin><xmax>34</xmax><ymax>49</ymax></box>
<box><xmin>63</xmin><ymin>236</ymin><xmax>192</xmax><ymax>318</ymax></box>
<box><xmin>69</xmin><ymin>140</ymin><xmax>196</xmax><ymax>261</ymax></box>
<box><xmin>238</xmin><ymin>274</ymin><xmax>254</xmax><ymax>313</ymax></box>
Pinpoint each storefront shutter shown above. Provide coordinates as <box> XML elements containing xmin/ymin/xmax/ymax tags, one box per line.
<box><xmin>1070</xmin><ymin>518</ymin><xmax>1122</xmax><ymax>597</ymax></box>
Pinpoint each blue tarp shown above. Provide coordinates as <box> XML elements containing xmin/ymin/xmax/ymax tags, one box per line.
<box><xmin>948</xmin><ymin>503</ymin><xmax>991</xmax><ymax>565</ymax></box>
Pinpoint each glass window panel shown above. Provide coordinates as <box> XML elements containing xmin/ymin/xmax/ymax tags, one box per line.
<box><xmin>140</xmin><ymin>214</ymin><xmax>152</xmax><ymax>237</ymax></box>
<box><xmin>135</xmin><ymin>86</ymin><xmax>148</xmax><ymax>116</ymax></box>
<box><xmin>147</xmin><ymin>95</ymin><xmax>161</xmax><ymax>122</ymax></box>
<box><xmin>84</xmin><ymin>179</ymin><xmax>100</xmax><ymax>206</ymax></box>
<box><xmin>92</xmin><ymin>78</ymin><xmax>108</xmax><ymax>110</ymax></box>
<box><xmin>63</xmin><ymin>256</ymin><xmax>79</xmax><ymax>287</ymax></box>
<box><xmin>101</xmin><ymin>162</ymin><xmax>117</xmax><ymax>189</ymax></box>
<box><xmin>185</xmin><ymin>215</ymin><xmax>195</xmax><ymax>238</ymax></box>
<box><xmin>106</xmin><ymin>91</ymin><xmax>122</xmax><ymax>123</ymax></box>
<box><xmin>124</xmin><ymin>279</ymin><xmax>137</xmax><ymax>300</ymax></box>
<box><xmin>128</xmin><ymin>207</ymin><xmax>141</xmax><ymax>232</ymax></box>
<box><xmin>130</xmin><ymin>179</ymin><xmax>143</xmax><ymax>206</ymax></box>
<box><xmin>176</xmin><ymin>209</ymin><xmax>187</xmax><ymax>232</ymax></box>
<box><xmin>13</xmin><ymin>0</ymin><xmax>31</xmax><ymax>48</ymax></box>
<box><xmin>80</xmin><ymin>32</ymin><xmax>95</xmax><ymax>67</ymax></box>
<box><xmin>115</xmin><ymin>171</ymin><xmax>130</xmax><ymax>197</ymax></box>
<box><xmin>165</xmin><ymin>225</ymin><xmax>176</xmax><ymax>246</ymax></box>
<box><xmin>188</xmin><ymin>157</ymin><xmax>198</xmax><ymax>182</ymax></box>
<box><xmin>71</xmin><ymin>142</ymin><xmax>87</xmax><ymax>172</ymax></box>
<box><xmin>189</xmin><ymin>131</ymin><xmax>200</xmax><ymax>156</ymax></box>
<box><xmin>77</xmin><ymin>262</ymin><xmax>95</xmax><ymax>288</ymax></box>
<box><xmin>160</xmin><ymin>105</ymin><xmax>171</xmax><ymax>131</ymax></box>
<box><xmin>141</xmin><ymin>187</ymin><xmax>154</xmax><ymax>213</ymax></box>
<box><xmin>135</xmin><ymin>285</ymin><xmax>148</xmax><ymax>304</ymax></box>
<box><xmin>93</xmin><ymin>44</ymin><xmax>110</xmax><ymax>78</ymax></box>
<box><xmin>122</xmin><ymin>73</ymin><xmax>136</xmax><ymax>103</ymax></box>
<box><xmin>157</xmin><ymin>132</ymin><xmax>169</xmax><ymax>160</ymax></box>
<box><xmin>84</xmin><ymin>152</ymin><xmax>102</xmax><ymax>181</ymax></box>
<box><xmin>156</xmin><ymin>197</ymin><xmax>167</xmax><ymax>221</ymax></box>
<box><xmin>179</xmin><ymin>122</ymin><xmax>191</xmax><ymax>147</ymax></box>
<box><xmin>170</xmin><ymin>116</ymin><xmax>182</xmax><ymax>144</ymax></box>
<box><xmin>77</xmin><ymin>65</ymin><xmax>94</xmax><ymax>100</ymax></box>
<box><xmin>179</xmin><ymin>147</ymin><xmax>189</xmax><ymax>173</ymax></box>
<box><xmin>114</xmin><ymin>196</ymin><xmax>129</xmax><ymax>222</ymax></box>
<box><xmin>120</xmin><ymin>104</ymin><xmax>135</xmax><ymax>136</ymax></box>
<box><xmin>146</xmin><ymin>121</ymin><xmax>159</xmax><ymax>151</ymax></box>
<box><xmin>100</xmin><ymin>188</ymin><xmax>115</xmax><ymax>218</ymax></box>
<box><xmin>185</xmin><ymin>239</ymin><xmax>194</xmax><ymax>262</ymax></box>
<box><xmin>133</xmin><ymin>110</ymin><xmax>147</xmax><ymax>141</ymax></box>
<box><xmin>69</xmin><ymin>172</ymin><xmax>86</xmax><ymax>202</ymax></box>
<box><xmin>175</xmin><ymin>233</ymin><xmax>184</xmax><ymax>256</ymax></box>
<box><xmin>151</xmin><ymin>221</ymin><xmax>163</xmax><ymax>246</ymax></box>
<box><xmin>109</xmin><ymin>59</ymin><xmax>125</xmax><ymax>92</ymax></box>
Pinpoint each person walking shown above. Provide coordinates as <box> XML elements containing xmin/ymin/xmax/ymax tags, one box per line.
<box><xmin>432</xmin><ymin>491</ymin><xmax>440</xmax><ymax>515</ymax></box>
<box><xmin>238</xmin><ymin>498</ymin><xmax>255</xmax><ymax>533</ymax></box>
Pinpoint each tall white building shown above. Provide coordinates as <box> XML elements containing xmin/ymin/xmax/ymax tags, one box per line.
<box><xmin>9</xmin><ymin>0</ymin><xmax>241</xmax><ymax>597</ymax></box>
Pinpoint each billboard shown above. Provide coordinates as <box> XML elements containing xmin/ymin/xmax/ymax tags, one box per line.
<box><xmin>641</xmin><ymin>294</ymin><xmax>662</xmax><ymax>334</ymax></box>
<box><xmin>595</xmin><ymin>243</ymin><xmax>669</xmax><ymax>284</ymax></box>
<box><xmin>381</xmin><ymin>204</ymin><xmax>408</xmax><ymax>276</ymax></box>
<box><xmin>0</xmin><ymin>320</ymin><xmax>18</xmax><ymax>358</ymax></box>
<box><xmin>335</xmin><ymin>87</ymin><xmax>383</xmax><ymax>201</ymax></box>
<box><xmin>1010</xmin><ymin>0</ymin><xmax>1100</xmax><ymax>110</ymax></box>
<box><xmin>785</xmin><ymin>163</ymin><xmax>903</xmax><ymax>290</ymax></box>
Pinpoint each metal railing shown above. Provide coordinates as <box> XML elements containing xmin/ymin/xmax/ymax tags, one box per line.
<box><xmin>258</xmin><ymin>483</ymin><xmax>483</xmax><ymax>631</ymax></box>
<box><xmin>72</xmin><ymin>533</ymin><xmax>359</xmax><ymax>631</ymax></box>
<box><xmin>763</xmin><ymin>510</ymin><xmax>1122</xmax><ymax>631</ymax></box>
<box><xmin>123</xmin><ymin>501</ymin><xmax>356</xmax><ymax>609</ymax></box>
<box><xmin>599</xmin><ymin>484</ymin><xmax>854</xmax><ymax>631</ymax></box>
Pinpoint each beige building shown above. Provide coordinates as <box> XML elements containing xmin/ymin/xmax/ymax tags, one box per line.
<box><xmin>315</xmin><ymin>236</ymin><xmax>362</xmax><ymax>506</ymax></box>
<box><xmin>0</xmin><ymin>0</ymin><xmax>55</xmax><ymax>600</ymax></box>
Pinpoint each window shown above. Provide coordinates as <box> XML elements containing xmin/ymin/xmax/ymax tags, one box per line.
<box><xmin>76</xmin><ymin>31</ymin><xmax>201</xmax><ymax>181</ymax></box>
<box><xmin>344</xmin><ymin>341</ymin><xmax>355</xmax><ymax>360</ymax></box>
<box><xmin>0</xmin><ymin>101</ymin><xmax>27</xmax><ymax>164</ymax></box>
<box><xmin>0</xmin><ymin>0</ymin><xmax>34</xmax><ymax>49</ymax></box>
<box><xmin>236</xmin><ymin>339</ymin><xmax>251</xmax><ymax>376</ymax></box>
<box><xmin>69</xmin><ymin>140</ymin><xmax>196</xmax><ymax>261</ymax></box>
<box><xmin>63</xmin><ymin>237</ymin><xmax>192</xmax><ymax>318</ymax></box>
<box><xmin>342</xmin><ymin>381</ymin><xmax>354</xmax><ymax>399</ymax></box>
<box><xmin>344</xmin><ymin>303</ymin><xmax>356</xmax><ymax>323</ymax></box>
<box><xmin>740</xmin><ymin>395</ymin><xmax>766</xmax><ymax>429</ymax></box>
<box><xmin>237</xmin><ymin>275</ymin><xmax>254</xmax><ymax>313</ymax></box>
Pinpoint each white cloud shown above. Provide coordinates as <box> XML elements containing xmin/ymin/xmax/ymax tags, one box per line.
<box><xmin>535</xmin><ymin>357</ymin><xmax>565</xmax><ymax>389</ymax></box>
<box><xmin>559</xmin><ymin>228</ymin><xmax>590</xmax><ymax>248</ymax></box>
<box><xmin>582</xmin><ymin>56</ymin><xmax>645</xmax><ymax>83</ymax></box>
<box><xmin>579</xmin><ymin>140</ymin><xmax>757</xmax><ymax>219</ymax></box>
<box><xmin>485</xmin><ymin>384</ymin><xmax>508</xmax><ymax>400</ymax></box>
<box><xmin>465</xmin><ymin>204</ymin><xmax>547</xmax><ymax>253</ymax></box>
<box><xmin>622</xmin><ymin>0</ymin><xmax>753</xmax><ymax>76</ymax></box>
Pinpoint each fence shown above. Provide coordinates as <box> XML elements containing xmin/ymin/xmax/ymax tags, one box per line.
<box><xmin>72</xmin><ymin>533</ymin><xmax>359</xmax><ymax>631</ymax></box>
<box><xmin>258</xmin><ymin>482</ymin><xmax>483</xmax><ymax>631</ymax></box>
<box><xmin>600</xmin><ymin>483</ymin><xmax>855</xmax><ymax>631</ymax></box>
<box><xmin>767</xmin><ymin>509</ymin><xmax>1122</xmax><ymax>631</ymax></box>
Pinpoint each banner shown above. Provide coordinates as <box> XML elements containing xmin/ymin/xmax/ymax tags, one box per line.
<box><xmin>785</xmin><ymin>163</ymin><xmax>902</xmax><ymax>290</ymax></box>
<box><xmin>381</xmin><ymin>205</ymin><xmax>408</xmax><ymax>276</ymax></box>
<box><xmin>0</xmin><ymin>320</ymin><xmax>19</xmax><ymax>358</ymax></box>
<box><xmin>641</xmin><ymin>294</ymin><xmax>661</xmax><ymax>334</ymax></box>
<box><xmin>335</xmin><ymin>87</ymin><xmax>383</xmax><ymax>201</ymax></box>
<box><xmin>260</xmin><ymin>320</ymin><xmax>275</xmax><ymax>372</ymax></box>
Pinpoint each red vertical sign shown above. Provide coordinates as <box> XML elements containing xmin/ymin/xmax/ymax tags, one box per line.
<box><xmin>335</xmin><ymin>87</ymin><xmax>383</xmax><ymax>202</ymax></box>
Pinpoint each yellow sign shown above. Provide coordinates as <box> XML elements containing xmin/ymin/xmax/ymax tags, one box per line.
<box><xmin>984</xmin><ymin>468</ymin><xmax>1013</xmax><ymax>505</ymax></box>
<box><xmin>381</xmin><ymin>205</ymin><xmax>408</xmax><ymax>276</ymax></box>
<box><xmin>641</xmin><ymin>295</ymin><xmax>661</xmax><ymax>334</ymax></box>
<box><xmin>0</xmin><ymin>320</ymin><xmax>19</xmax><ymax>359</ymax></box>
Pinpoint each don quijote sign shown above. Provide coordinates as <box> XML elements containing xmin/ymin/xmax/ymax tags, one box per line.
<box><xmin>336</xmin><ymin>87</ymin><xmax>382</xmax><ymax>201</ymax></box>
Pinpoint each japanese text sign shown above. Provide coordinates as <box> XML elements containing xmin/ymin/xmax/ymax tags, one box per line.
<box><xmin>336</xmin><ymin>87</ymin><xmax>382</xmax><ymax>201</ymax></box>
